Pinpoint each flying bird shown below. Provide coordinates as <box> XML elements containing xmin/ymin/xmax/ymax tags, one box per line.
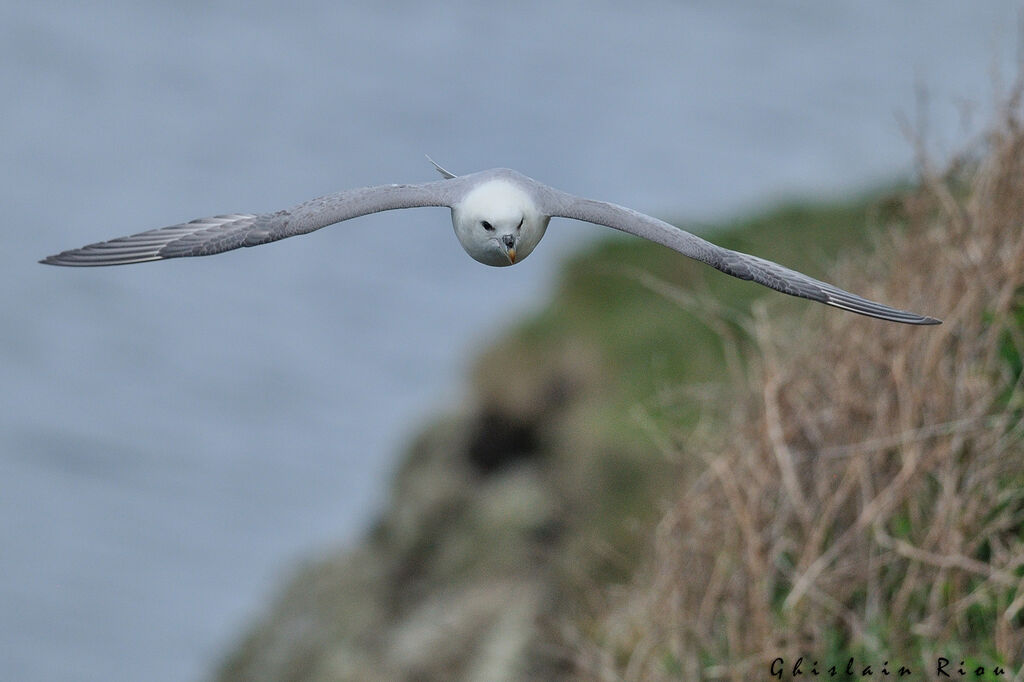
<box><xmin>41</xmin><ymin>162</ymin><xmax>940</xmax><ymax>325</ymax></box>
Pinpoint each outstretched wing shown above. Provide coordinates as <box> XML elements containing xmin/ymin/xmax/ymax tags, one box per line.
<box><xmin>41</xmin><ymin>180</ymin><xmax>459</xmax><ymax>266</ymax></box>
<box><xmin>543</xmin><ymin>192</ymin><xmax>940</xmax><ymax>325</ymax></box>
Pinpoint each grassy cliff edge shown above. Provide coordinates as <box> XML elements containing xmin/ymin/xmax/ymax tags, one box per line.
<box><xmin>216</xmin><ymin>112</ymin><xmax>1024</xmax><ymax>681</ymax></box>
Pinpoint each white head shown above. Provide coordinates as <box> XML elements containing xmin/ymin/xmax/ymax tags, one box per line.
<box><xmin>451</xmin><ymin>179</ymin><xmax>550</xmax><ymax>267</ymax></box>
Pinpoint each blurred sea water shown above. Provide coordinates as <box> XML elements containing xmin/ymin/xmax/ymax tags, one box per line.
<box><xmin>0</xmin><ymin>1</ymin><xmax>1018</xmax><ymax>680</ymax></box>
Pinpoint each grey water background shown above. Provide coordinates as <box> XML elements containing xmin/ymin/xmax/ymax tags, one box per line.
<box><xmin>0</xmin><ymin>2</ymin><xmax>1017</xmax><ymax>680</ymax></box>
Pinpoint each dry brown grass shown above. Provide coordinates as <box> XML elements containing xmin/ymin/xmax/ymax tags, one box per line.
<box><xmin>576</xmin><ymin>104</ymin><xmax>1024</xmax><ymax>680</ymax></box>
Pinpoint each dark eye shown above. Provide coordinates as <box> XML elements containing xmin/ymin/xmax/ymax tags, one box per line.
<box><xmin>481</xmin><ymin>220</ymin><xmax>494</xmax><ymax>231</ymax></box>
<box><xmin>516</xmin><ymin>218</ymin><xmax>523</xmax><ymax>231</ymax></box>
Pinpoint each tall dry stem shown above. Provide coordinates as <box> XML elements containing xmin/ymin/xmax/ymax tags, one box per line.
<box><xmin>581</xmin><ymin>105</ymin><xmax>1024</xmax><ymax>680</ymax></box>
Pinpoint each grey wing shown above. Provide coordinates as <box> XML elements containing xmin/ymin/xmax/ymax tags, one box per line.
<box><xmin>541</xmin><ymin>192</ymin><xmax>941</xmax><ymax>325</ymax></box>
<box><xmin>41</xmin><ymin>180</ymin><xmax>458</xmax><ymax>266</ymax></box>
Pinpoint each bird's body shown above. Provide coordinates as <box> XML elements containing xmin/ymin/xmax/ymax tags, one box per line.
<box><xmin>450</xmin><ymin>173</ymin><xmax>549</xmax><ymax>266</ymax></box>
<box><xmin>42</xmin><ymin>165</ymin><xmax>940</xmax><ymax>325</ymax></box>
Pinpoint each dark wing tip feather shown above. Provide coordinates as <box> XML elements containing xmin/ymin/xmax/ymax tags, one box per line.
<box><xmin>39</xmin><ymin>248</ymin><xmax>167</xmax><ymax>267</ymax></box>
<box><xmin>823</xmin><ymin>290</ymin><xmax>941</xmax><ymax>325</ymax></box>
<box><xmin>39</xmin><ymin>214</ymin><xmax>260</xmax><ymax>267</ymax></box>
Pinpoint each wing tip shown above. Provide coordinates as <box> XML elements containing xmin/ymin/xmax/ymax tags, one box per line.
<box><xmin>38</xmin><ymin>251</ymin><xmax>164</xmax><ymax>267</ymax></box>
<box><xmin>39</xmin><ymin>253</ymin><xmax>82</xmax><ymax>267</ymax></box>
<box><xmin>824</xmin><ymin>295</ymin><xmax>942</xmax><ymax>325</ymax></box>
<box><xmin>893</xmin><ymin>314</ymin><xmax>943</xmax><ymax>325</ymax></box>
